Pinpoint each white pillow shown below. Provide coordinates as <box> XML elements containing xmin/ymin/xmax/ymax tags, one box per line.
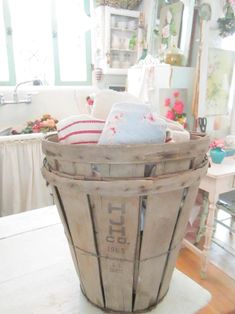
<box><xmin>98</xmin><ymin>103</ymin><xmax>167</xmax><ymax>145</ymax></box>
<box><xmin>57</xmin><ymin>114</ymin><xmax>105</xmax><ymax>145</ymax></box>
<box><xmin>91</xmin><ymin>89</ymin><xmax>140</xmax><ymax>120</ymax></box>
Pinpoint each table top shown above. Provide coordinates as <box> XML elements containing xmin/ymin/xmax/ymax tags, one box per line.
<box><xmin>207</xmin><ymin>156</ymin><xmax>235</xmax><ymax>178</ymax></box>
<box><xmin>0</xmin><ymin>206</ymin><xmax>211</xmax><ymax>314</ymax></box>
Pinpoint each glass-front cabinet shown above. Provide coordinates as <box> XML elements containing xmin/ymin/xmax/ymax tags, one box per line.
<box><xmin>94</xmin><ymin>6</ymin><xmax>140</xmax><ymax>75</ymax></box>
<box><xmin>106</xmin><ymin>7</ymin><xmax>140</xmax><ymax>73</ymax></box>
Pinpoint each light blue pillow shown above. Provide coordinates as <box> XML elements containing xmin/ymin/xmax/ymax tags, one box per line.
<box><xmin>98</xmin><ymin>103</ymin><xmax>167</xmax><ymax>145</ymax></box>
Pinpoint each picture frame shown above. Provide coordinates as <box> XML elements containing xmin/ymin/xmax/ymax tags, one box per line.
<box><xmin>205</xmin><ymin>48</ymin><xmax>235</xmax><ymax>116</ymax></box>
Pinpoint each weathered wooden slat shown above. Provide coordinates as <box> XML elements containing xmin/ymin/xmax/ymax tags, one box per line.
<box><xmin>109</xmin><ymin>164</ymin><xmax>144</xmax><ymax>177</ymax></box>
<box><xmin>54</xmin><ymin>159</ymin><xmax>76</xmax><ymax>175</ymax></box>
<box><xmin>57</xmin><ymin>187</ymin><xmax>104</xmax><ymax>307</ymax></box>
<box><xmin>158</xmin><ymin>183</ymin><xmax>200</xmax><ymax>301</ymax></box>
<box><xmin>50</xmin><ymin>186</ymin><xmax>81</xmax><ymax>279</ymax></box>
<box><xmin>42</xmin><ymin>162</ymin><xmax>208</xmax><ymax>197</ymax></box>
<box><xmin>73</xmin><ymin>163</ymin><xmax>93</xmax><ymax>176</ymax></box>
<box><xmin>92</xmin><ymin>197</ymin><xmax>140</xmax><ymax>312</ymax></box>
<box><xmin>42</xmin><ymin>134</ymin><xmax>209</xmax><ymax>165</ymax></box>
<box><xmin>191</xmin><ymin>155</ymin><xmax>207</xmax><ymax>170</ymax></box>
<box><xmin>154</xmin><ymin>159</ymin><xmax>191</xmax><ymax>175</ymax></box>
<box><xmin>91</xmin><ymin>164</ymin><xmax>110</xmax><ymax>178</ymax></box>
<box><xmin>133</xmin><ymin>189</ymin><xmax>184</xmax><ymax>311</ymax></box>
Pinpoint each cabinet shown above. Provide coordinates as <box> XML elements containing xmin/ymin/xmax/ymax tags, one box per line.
<box><xmin>105</xmin><ymin>7</ymin><xmax>140</xmax><ymax>73</ymax></box>
<box><xmin>93</xmin><ymin>6</ymin><xmax>141</xmax><ymax>89</ymax></box>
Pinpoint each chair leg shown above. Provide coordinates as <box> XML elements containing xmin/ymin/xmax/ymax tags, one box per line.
<box><xmin>196</xmin><ymin>191</ymin><xmax>209</xmax><ymax>243</ymax></box>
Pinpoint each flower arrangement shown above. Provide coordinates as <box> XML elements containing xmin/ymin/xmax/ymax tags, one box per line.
<box><xmin>11</xmin><ymin>114</ymin><xmax>58</xmax><ymax>135</ymax></box>
<box><xmin>217</xmin><ymin>0</ymin><xmax>235</xmax><ymax>37</ymax></box>
<box><xmin>161</xmin><ymin>8</ymin><xmax>177</xmax><ymax>49</ymax></box>
<box><xmin>209</xmin><ymin>139</ymin><xmax>225</xmax><ymax>150</ymax></box>
<box><xmin>164</xmin><ymin>91</ymin><xmax>187</xmax><ymax>127</ymax></box>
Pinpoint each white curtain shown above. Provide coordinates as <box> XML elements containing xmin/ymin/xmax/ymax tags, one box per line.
<box><xmin>0</xmin><ymin>134</ymin><xmax>53</xmax><ymax>216</ymax></box>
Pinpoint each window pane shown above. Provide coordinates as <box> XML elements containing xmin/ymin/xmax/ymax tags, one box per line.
<box><xmin>0</xmin><ymin>0</ymin><xmax>9</xmax><ymax>81</ymax></box>
<box><xmin>221</xmin><ymin>34</ymin><xmax>235</xmax><ymax>51</ymax></box>
<box><xmin>9</xmin><ymin>0</ymin><xmax>54</xmax><ymax>84</ymax></box>
<box><xmin>55</xmin><ymin>0</ymin><xmax>90</xmax><ymax>82</ymax></box>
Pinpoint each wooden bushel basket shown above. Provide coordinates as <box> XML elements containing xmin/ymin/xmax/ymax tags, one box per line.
<box><xmin>41</xmin><ymin>133</ymin><xmax>209</xmax><ymax>313</ymax></box>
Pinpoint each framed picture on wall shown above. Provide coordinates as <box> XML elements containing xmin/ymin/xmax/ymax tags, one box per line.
<box><xmin>159</xmin><ymin>88</ymin><xmax>188</xmax><ymax>127</ymax></box>
<box><xmin>205</xmin><ymin>48</ymin><xmax>235</xmax><ymax>116</ymax></box>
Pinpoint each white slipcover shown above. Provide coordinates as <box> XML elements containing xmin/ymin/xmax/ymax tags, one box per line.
<box><xmin>0</xmin><ymin>133</ymin><xmax>53</xmax><ymax>216</ymax></box>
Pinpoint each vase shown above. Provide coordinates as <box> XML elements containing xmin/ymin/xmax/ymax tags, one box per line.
<box><xmin>210</xmin><ymin>148</ymin><xmax>226</xmax><ymax>164</ymax></box>
<box><xmin>138</xmin><ymin>48</ymin><xmax>148</xmax><ymax>61</ymax></box>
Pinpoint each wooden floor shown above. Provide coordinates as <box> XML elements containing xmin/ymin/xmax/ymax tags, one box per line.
<box><xmin>176</xmin><ymin>248</ymin><xmax>235</xmax><ymax>314</ymax></box>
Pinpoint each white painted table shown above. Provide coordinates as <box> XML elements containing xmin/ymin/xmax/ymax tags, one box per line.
<box><xmin>0</xmin><ymin>206</ymin><xmax>210</xmax><ymax>314</ymax></box>
<box><xmin>184</xmin><ymin>156</ymin><xmax>235</xmax><ymax>275</ymax></box>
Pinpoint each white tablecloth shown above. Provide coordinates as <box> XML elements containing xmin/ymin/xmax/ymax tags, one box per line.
<box><xmin>0</xmin><ymin>206</ymin><xmax>211</xmax><ymax>314</ymax></box>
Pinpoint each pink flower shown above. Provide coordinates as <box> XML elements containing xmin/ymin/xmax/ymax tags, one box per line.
<box><xmin>164</xmin><ymin>98</ymin><xmax>171</xmax><ymax>107</ymax></box>
<box><xmin>210</xmin><ymin>139</ymin><xmax>225</xmax><ymax>149</ymax></box>
<box><xmin>32</xmin><ymin>124</ymin><xmax>40</xmax><ymax>133</ymax></box>
<box><xmin>173</xmin><ymin>100</ymin><xmax>184</xmax><ymax>114</ymax></box>
<box><xmin>166</xmin><ymin>109</ymin><xmax>175</xmax><ymax>120</ymax></box>
<box><xmin>162</xmin><ymin>24</ymin><xmax>170</xmax><ymax>38</ymax></box>
<box><xmin>164</xmin><ymin>91</ymin><xmax>186</xmax><ymax>124</ymax></box>
<box><xmin>86</xmin><ymin>96</ymin><xmax>94</xmax><ymax>106</ymax></box>
<box><xmin>87</xmin><ymin>98</ymin><xmax>94</xmax><ymax>106</ymax></box>
<box><xmin>114</xmin><ymin>113</ymin><xmax>124</xmax><ymax>120</ymax></box>
<box><xmin>109</xmin><ymin>127</ymin><xmax>116</xmax><ymax>135</ymax></box>
<box><xmin>144</xmin><ymin>113</ymin><xmax>156</xmax><ymax>122</ymax></box>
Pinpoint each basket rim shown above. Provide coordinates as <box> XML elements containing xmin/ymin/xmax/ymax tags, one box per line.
<box><xmin>42</xmin><ymin>132</ymin><xmax>210</xmax><ymax>164</ymax></box>
<box><xmin>42</xmin><ymin>132</ymin><xmax>209</xmax><ymax>149</ymax></box>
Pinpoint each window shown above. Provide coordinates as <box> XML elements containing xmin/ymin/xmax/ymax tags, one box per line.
<box><xmin>0</xmin><ymin>0</ymin><xmax>91</xmax><ymax>85</ymax></box>
<box><xmin>52</xmin><ymin>0</ymin><xmax>92</xmax><ymax>85</ymax></box>
<box><xmin>0</xmin><ymin>0</ymin><xmax>15</xmax><ymax>85</ymax></box>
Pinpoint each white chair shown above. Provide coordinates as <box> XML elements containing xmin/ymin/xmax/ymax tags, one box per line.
<box><xmin>216</xmin><ymin>191</ymin><xmax>235</xmax><ymax>235</ymax></box>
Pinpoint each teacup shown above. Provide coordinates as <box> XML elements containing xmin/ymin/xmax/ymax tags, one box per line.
<box><xmin>128</xmin><ymin>20</ymin><xmax>137</xmax><ymax>30</ymax></box>
<box><xmin>117</xmin><ymin>21</ymin><xmax>126</xmax><ymax>30</ymax></box>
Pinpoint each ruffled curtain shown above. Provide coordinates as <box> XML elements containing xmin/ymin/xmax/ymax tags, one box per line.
<box><xmin>0</xmin><ymin>134</ymin><xmax>53</xmax><ymax>216</ymax></box>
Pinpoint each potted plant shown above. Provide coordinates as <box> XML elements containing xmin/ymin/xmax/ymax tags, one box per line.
<box><xmin>209</xmin><ymin>139</ymin><xmax>226</xmax><ymax>164</ymax></box>
<box><xmin>217</xmin><ymin>0</ymin><xmax>235</xmax><ymax>37</ymax></box>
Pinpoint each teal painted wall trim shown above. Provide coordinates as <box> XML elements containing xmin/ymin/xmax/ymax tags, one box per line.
<box><xmin>51</xmin><ymin>0</ymin><xmax>61</xmax><ymax>85</ymax></box>
<box><xmin>0</xmin><ymin>0</ymin><xmax>16</xmax><ymax>85</ymax></box>
<box><xmin>84</xmin><ymin>0</ymin><xmax>90</xmax><ymax>16</ymax></box>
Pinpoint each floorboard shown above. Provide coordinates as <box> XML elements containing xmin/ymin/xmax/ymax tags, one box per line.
<box><xmin>176</xmin><ymin>248</ymin><xmax>235</xmax><ymax>314</ymax></box>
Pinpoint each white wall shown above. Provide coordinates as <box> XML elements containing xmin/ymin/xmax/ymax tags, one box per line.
<box><xmin>197</xmin><ymin>0</ymin><xmax>235</xmax><ymax>137</ymax></box>
<box><xmin>0</xmin><ymin>86</ymin><xmax>99</xmax><ymax>129</ymax></box>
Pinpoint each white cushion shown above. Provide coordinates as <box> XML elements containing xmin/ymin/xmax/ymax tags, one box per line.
<box><xmin>91</xmin><ymin>89</ymin><xmax>140</xmax><ymax>120</ymax></box>
<box><xmin>98</xmin><ymin>103</ymin><xmax>167</xmax><ymax>145</ymax></box>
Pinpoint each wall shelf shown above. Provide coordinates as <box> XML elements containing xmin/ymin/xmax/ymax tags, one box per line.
<box><xmin>110</xmin><ymin>48</ymin><xmax>137</xmax><ymax>52</ymax></box>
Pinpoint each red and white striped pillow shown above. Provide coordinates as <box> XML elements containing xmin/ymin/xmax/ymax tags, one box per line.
<box><xmin>57</xmin><ymin>114</ymin><xmax>105</xmax><ymax>145</ymax></box>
